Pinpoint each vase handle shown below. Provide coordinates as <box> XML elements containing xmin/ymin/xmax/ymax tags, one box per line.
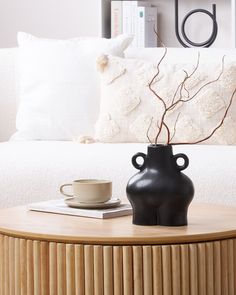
<box><xmin>132</xmin><ymin>152</ymin><xmax>147</xmax><ymax>170</ymax></box>
<box><xmin>173</xmin><ymin>153</ymin><xmax>189</xmax><ymax>171</ymax></box>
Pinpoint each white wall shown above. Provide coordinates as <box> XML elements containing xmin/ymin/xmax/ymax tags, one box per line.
<box><xmin>0</xmin><ymin>0</ymin><xmax>233</xmax><ymax>48</ymax></box>
<box><xmin>0</xmin><ymin>0</ymin><xmax>104</xmax><ymax>48</ymax></box>
<box><xmin>232</xmin><ymin>0</ymin><xmax>236</xmax><ymax>47</ymax></box>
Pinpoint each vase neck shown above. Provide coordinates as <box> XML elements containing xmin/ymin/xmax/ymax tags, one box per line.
<box><xmin>146</xmin><ymin>145</ymin><xmax>174</xmax><ymax>170</ymax></box>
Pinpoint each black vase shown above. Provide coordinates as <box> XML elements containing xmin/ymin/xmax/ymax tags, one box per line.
<box><xmin>126</xmin><ymin>144</ymin><xmax>194</xmax><ymax>226</ymax></box>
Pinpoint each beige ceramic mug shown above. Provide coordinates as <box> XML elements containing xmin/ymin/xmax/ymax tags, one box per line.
<box><xmin>60</xmin><ymin>179</ymin><xmax>112</xmax><ymax>203</ymax></box>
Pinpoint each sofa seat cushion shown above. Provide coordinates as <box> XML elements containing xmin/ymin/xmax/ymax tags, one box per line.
<box><xmin>0</xmin><ymin>141</ymin><xmax>235</xmax><ymax>208</ymax></box>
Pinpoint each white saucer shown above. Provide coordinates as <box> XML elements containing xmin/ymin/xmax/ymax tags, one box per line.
<box><xmin>65</xmin><ymin>198</ymin><xmax>121</xmax><ymax>209</ymax></box>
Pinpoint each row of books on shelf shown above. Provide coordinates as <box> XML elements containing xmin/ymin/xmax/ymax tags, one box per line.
<box><xmin>111</xmin><ymin>1</ymin><xmax>158</xmax><ymax>48</ymax></box>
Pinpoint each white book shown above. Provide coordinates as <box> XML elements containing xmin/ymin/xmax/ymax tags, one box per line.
<box><xmin>28</xmin><ymin>199</ymin><xmax>133</xmax><ymax>219</ymax></box>
<box><xmin>122</xmin><ymin>1</ymin><xmax>133</xmax><ymax>38</ymax></box>
<box><xmin>111</xmin><ymin>1</ymin><xmax>123</xmax><ymax>37</ymax></box>
<box><xmin>137</xmin><ymin>6</ymin><xmax>158</xmax><ymax>47</ymax></box>
<box><xmin>132</xmin><ymin>2</ymin><xmax>152</xmax><ymax>47</ymax></box>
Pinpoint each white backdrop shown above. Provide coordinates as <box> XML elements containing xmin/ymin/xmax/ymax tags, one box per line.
<box><xmin>0</xmin><ymin>0</ymin><xmax>106</xmax><ymax>47</ymax></box>
<box><xmin>0</xmin><ymin>0</ymin><xmax>233</xmax><ymax>48</ymax></box>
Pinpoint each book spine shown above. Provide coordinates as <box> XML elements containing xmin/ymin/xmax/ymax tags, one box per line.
<box><xmin>111</xmin><ymin>1</ymin><xmax>123</xmax><ymax>37</ymax></box>
<box><xmin>145</xmin><ymin>7</ymin><xmax>158</xmax><ymax>47</ymax></box>
<box><xmin>137</xmin><ymin>6</ymin><xmax>145</xmax><ymax>47</ymax></box>
<box><xmin>122</xmin><ymin>1</ymin><xmax>133</xmax><ymax>45</ymax></box>
<box><xmin>132</xmin><ymin>2</ymin><xmax>139</xmax><ymax>47</ymax></box>
<box><xmin>137</xmin><ymin>6</ymin><xmax>158</xmax><ymax>47</ymax></box>
<box><xmin>131</xmin><ymin>1</ymin><xmax>152</xmax><ymax>47</ymax></box>
<box><xmin>103</xmin><ymin>208</ymin><xmax>133</xmax><ymax>219</ymax></box>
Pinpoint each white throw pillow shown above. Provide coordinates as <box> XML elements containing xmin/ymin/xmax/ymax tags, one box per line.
<box><xmin>11</xmin><ymin>32</ymin><xmax>132</xmax><ymax>140</ymax></box>
<box><xmin>95</xmin><ymin>54</ymin><xmax>236</xmax><ymax>144</ymax></box>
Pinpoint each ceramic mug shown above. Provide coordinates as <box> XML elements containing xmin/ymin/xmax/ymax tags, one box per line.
<box><xmin>60</xmin><ymin>179</ymin><xmax>112</xmax><ymax>203</ymax></box>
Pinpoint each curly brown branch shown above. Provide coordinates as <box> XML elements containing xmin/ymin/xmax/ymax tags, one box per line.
<box><xmin>183</xmin><ymin>83</ymin><xmax>190</xmax><ymax>98</ymax></box>
<box><xmin>187</xmin><ymin>51</ymin><xmax>200</xmax><ymax>79</ymax></box>
<box><xmin>149</xmin><ymin>29</ymin><xmax>167</xmax><ymax>85</ymax></box>
<box><xmin>146</xmin><ymin>117</ymin><xmax>154</xmax><ymax>144</ymax></box>
<box><xmin>182</xmin><ymin>55</ymin><xmax>225</xmax><ymax>102</ymax></box>
<box><xmin>163</xmin><ymin>121</ymin><xmax>171</xmax><ymax>144</ymax></box>
<box><xmin>168</xmin><ymin>72</ymin><xmax>188</xmax><ymax>112</ymax></box>
<box><xmin>148</xmin><ymin>30</ymin><xmax>169</xmax><ymax>144</ymax></box>
<box><xmin>170</xmin><ymin>52</ymin><xmax>200</xmax><ymax>106</ymax></box>
<box><xmin>148</xmin><ymin>46</ymin><xmax>167</xmax><ymax>109</ymax></box>
<box><xmin>167</xmin><ymin>55</ymin><xmax>225</xmax><ymax>113</ymax></box>
<box><xmin>179</xmin><ymin>71</ymin><xmax>189</xmax><ymax>101</ymax></box>
<box><xmin>154</xmin><ymin>111</ymin><xmax>165</xmax><ymax>144</ymax></box>
<box><xmin>147</xmin><ymin>29</ymin><xmax>230</xmax><ymax>146</ymax></box>
<box><xmin>170</xmin><ymin>113</ymin><xmax>180</xmax><ymax>143</ymax></box>
<box><xmin>153</xmin><ymin>26</ymin><xmax>165</xmax><ymax>49</ymax></box>
<box><xmin>172</xmin><ymin>87</ymin><xmax>236</xmax><ymax>145</ymax></box>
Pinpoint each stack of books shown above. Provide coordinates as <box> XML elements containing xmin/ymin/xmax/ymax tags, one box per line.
<box><xmin>111</xmin><ymin>1</ymin><xmax>158</xmax><ymax>47</ymax></box>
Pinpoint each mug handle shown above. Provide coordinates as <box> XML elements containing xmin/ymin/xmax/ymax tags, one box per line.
<box><xmin>60</xmin><ymin>184</ymin><xmax>73</xmax><ymax>198</ymax></box>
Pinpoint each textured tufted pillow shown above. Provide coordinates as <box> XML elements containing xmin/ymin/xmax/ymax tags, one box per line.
<box><xmin>95</xmin><ymin>54</ymin><xmax>236</xmax><ymax>144</ymax></box>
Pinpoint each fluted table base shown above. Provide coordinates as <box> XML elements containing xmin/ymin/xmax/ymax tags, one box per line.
<box><xmin>0</xmin><ymin>235</ymin><xmax>235</xmax><ymax>295</ymax></box>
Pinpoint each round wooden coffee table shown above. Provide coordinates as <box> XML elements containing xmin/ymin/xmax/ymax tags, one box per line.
<box><xmin>0</xmin><ymin>203</ymin><xmax>236</xmax><ymax>295</ymax></box>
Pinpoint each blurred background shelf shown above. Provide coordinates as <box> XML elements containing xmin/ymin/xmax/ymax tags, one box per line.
<box><xmin>0</xmin><ymin>0</ymin><xmax>234</xmax><ymax>48</ymax></box>
<box><xmin>104</xmin><ymin>0</ymin><xmax>235</xmax><ymax>48</ymax></box>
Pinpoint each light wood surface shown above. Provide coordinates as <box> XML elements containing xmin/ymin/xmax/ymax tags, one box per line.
<box><xmin>0</xmin><ymin>203</ymin><xmax>235</xmax><ymax>244</ymax></box>
<box><xmin>0</xmin><ymin>203</ymin><xmax>236</xmax><ymax>294</ymax></box>
<box><xmin>2</xmin><ymin>236</ymin><xmax>236</xmax><ymax>295</ymax></box>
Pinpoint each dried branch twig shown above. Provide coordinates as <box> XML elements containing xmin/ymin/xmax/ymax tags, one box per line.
<box><xmin>172</xmin><ymin>88</ymin><xmax>236</xmax><ymax>145</ymax></box>
<box><xmin>170</xmin><ymin>113</ymin><xmax>180</xmax><ymax>143</ymax></box>
<box><xmin>147</xmin><ymin>30</ymin><xmax>234</xmax><ymax>146</ymax></box>
<box><xmin>169</xmin><ymin>55</ymin><xmax>225</xmax><ymax>112</ymax></box>
<box><xmin>148</xmin><ymin>29</ymin><xmax>169</xmax><ymax>144</ymax></box>
<box><xmin>170</xmin><ymin>52</ymin><xmax>200</xmax><ymax>106</ymax></box>
<box><xmin>183</xmin><ymin>55</ymin><xmax>225</xmax><ymax>102</ymax></box>
<box><xmin>163</xmin><ymin>121</ymin><xmax>171</xmax><ymax>144</ymax></box>
<box><xmin>146</xmin><ymin>117</ymin><xmax>154</xmax><ymax>144</ymax></box>
<box><xmin>148</xmin><ymin>47</ymin><xmax>168</xmax><ymax>109</ymax></box>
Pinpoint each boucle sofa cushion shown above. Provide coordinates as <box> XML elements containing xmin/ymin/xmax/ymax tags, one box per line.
<box><xmin>0</xmin><ymin>141</ymin><xmax>236</xmax><ymax>208</ymax></box>
<box><xmin>95</xmin><ymin>54</ymin><xmax>236</xmax><ymax>144</ymax></box>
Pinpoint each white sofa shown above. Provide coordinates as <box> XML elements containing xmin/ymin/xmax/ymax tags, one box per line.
<box><xmin>0</xmin><ymin>47</ymin><xmax>236</xmax><ymax>208</ymax></box>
